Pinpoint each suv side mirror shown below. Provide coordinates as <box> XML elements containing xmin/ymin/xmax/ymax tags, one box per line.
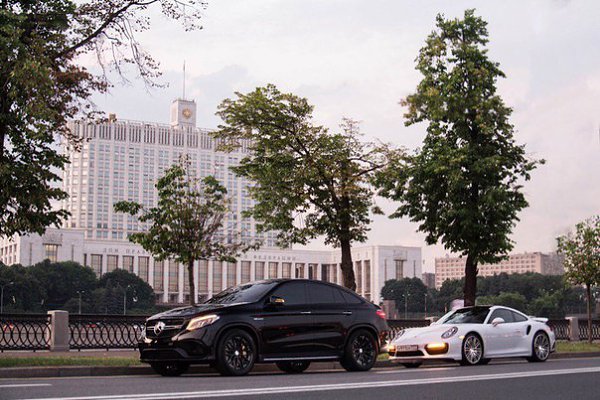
<box><xmin>491</xmin><ymin>317</ymin><xmax>505</xmax><ymax>327</ymax></box>
<box><xmin>268</xmin><ymin>296</ymin><xmax>285</xmax><ymax>306</ymax></box>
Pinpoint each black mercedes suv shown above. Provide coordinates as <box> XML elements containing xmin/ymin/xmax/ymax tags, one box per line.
<box><xmin>139</xmin><ymin>279</ymin><xmax>389</xmax><ymax>376</ymax></box>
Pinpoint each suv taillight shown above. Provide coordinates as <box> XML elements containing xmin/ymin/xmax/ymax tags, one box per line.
<box><xmin>376</xmin><ymin>309</ymin><xmax>386</xmax><ymax>320</ymax></box>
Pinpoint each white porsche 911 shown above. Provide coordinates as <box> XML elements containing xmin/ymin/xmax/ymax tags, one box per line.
<box><xmin>388</xmin><ymin>305</ymin><xmax>556</xmax><ymax>368</ymax></box>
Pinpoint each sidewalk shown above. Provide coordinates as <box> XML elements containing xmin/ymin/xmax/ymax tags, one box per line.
<box><xmin>1</xmin><ymin>350</ymin><xmax>600</xmax><ymax>379</ymax></box>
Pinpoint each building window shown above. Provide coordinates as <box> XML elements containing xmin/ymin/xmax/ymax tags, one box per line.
<box><xmin>123</xmin><ymin>256</ymin><xmax>134</xmax><ymax>273</ymax></box>
<box><xmin>198</xmin><ymin>260</ymin><xmax>209</xmax><ymax>294</ymax></box>
<box><xmin>295</xmin><ymin>263</ymin><xmax>305</xmax><ymax>279</ymax></box>
<box><xmin>91</xmin><ymin>254</ymin><xmax>102</xmax><ymax>276</ymax></box>
<box><xmin>321</xmin><ymin>264</ymin><xmax>330</xmax><ymax>282</ymax></box>
<box><xmin>282</xmin><ymin>262</ymin><xmax>291</xmax><ymax>279</ymax></box>
<box><xmin>107</xmin><ymin>255</ymin><xmax>118</xmax><ymax>273</ymax></box>
<box><xmin>138</xmin><ymin>256</ymin><xmax>149</xmax><ymax>282</ymax></box>
<box><xmin>254</xmin><ymin>261</ymin><xmax>264</xmax><ymax>281</ymax></box>
<box><xmin>213</xmin><ymin>261</ymin><xmax>223</xmax><ymax>293</ymax></box>
<box><xmin>241</xmin><ymin>261</ymin><xmax>251</xmax><ymax>283</ymax></box>
<box><xmin>395</xmin><ymin>259</ymin><xmax>404</xmax><ymax>280</ymax></box>
<box><xmin>355</xmin><ymin>261</ymin><xmax>363</xmax><ymax>294</ymax></box>
<box><xmin>364</xmin><ymin>260</ymin><xmax>371</xmax><ymax>298</ymax></box>
<box><xmin>308</xmin><ymin>263</ymin><xmax>318</xmax><ymax>280</ymax></box>
<box><xmin>227</xmin><ymin>262</ymin><xmax>236</xmax><ymax>287</ymax></box>
<box><xmin>43</xmin><ymin>244</ymin><xmax>59</xmax><ymax>262</ymax></box>
<box><xmin>268</xmin><ymin>262</ymin><xmax>278</xmax><ymax>279</ymax></box>
<box><xmin>168</xmin><ymin>260</ymin><xmax>179</xmax><ymax>292</ymax></box>
<box><xmin>154</xmin><ymin>260</ymin><xmax>164</xmax><ymax>291</ymax></box>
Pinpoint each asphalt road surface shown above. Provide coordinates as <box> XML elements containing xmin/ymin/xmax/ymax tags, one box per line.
<box><xmin>1</xmin><ymin>357</ymin><xmax>599</xmax><ymax>400</ymax></box>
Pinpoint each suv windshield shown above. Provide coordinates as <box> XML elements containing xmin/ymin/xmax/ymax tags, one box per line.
<box><xmin>440</xmin><ymin>306</ymin><xmax>490</xmax><ymax>324</ymax></box>
<box><xmin>205</xmin><ymin>281</ymin><xmax>278</xmax><ymax>305</ymax></box>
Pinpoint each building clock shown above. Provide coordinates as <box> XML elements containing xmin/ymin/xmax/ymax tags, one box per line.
<box><xmin>182</xmin><ymin>108</ymin><xmax>193</xmax><ymax>119</ymax></box>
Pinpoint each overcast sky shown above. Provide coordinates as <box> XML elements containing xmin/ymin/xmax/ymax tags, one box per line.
<box><xmin>90</xmin><ymin>0</ymin><xmax>600</xmax><ymax>272</ymax></box>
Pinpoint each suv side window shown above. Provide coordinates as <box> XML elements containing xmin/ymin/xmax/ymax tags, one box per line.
<box><xmin>307</xmin><ymin>282</ymin><xmax>336</xmax><ymax>304</ymax></box>
<box><xmin>340</xmin><ymin>289</ymin><xmax>363</xmax><ymax>305</ymax></box>
<box><xmin>270</xmin><ymin>282</ymin><xmax>307</xmax><ymax>306</ymax></box>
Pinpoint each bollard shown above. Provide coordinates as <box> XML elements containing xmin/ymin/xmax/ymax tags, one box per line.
<box><xmin>566</xmin><ymin>317</ymin><xmax>579</xmax><ymax>341</ymax></box>
<box><xmin>47</xmin><ymin>310</ymin><xmax>70</xmax><ymax>351</ymax></box>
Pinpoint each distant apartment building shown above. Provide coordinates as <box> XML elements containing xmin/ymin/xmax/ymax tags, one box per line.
<box><xmin>0</xmin><ymin>96</ymin><xmax>422</xmax><ymax>305</ymax></box>
<box><xmin>434</xmin><ymin>252</ymin><xmax>564</xmax><ymax>289</ymax></box>
<box><xmin>422</xmin><ymin>272</ymin><xmax>436</xmax><ymax>289</ymax></box>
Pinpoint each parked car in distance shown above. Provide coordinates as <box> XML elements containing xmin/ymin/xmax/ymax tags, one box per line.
<box><xmin>139</xmin><ymin>279</ymin><xmax>389</xmax><ymax>376</ymax></box>
<box><xmin>388</xmin><ymin>305</ymin><xmax>556</xmax><ymax>368</ymax></box>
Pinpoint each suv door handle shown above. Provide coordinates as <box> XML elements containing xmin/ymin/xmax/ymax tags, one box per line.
<box><xmin>342</xmin><ymin>311</ymin><xmax>353</xmax><ymax>316</ymax></box>
<box><xmin>300</xmin><ymin>311</ymin><xmax>312</xmax><ymax>315</ymax></box>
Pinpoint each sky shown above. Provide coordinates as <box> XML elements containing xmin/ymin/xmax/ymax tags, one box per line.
<box><xmin>89</xmin><ymin>0</ymin><xmax>600</xmax><ymax>273</ymax></box>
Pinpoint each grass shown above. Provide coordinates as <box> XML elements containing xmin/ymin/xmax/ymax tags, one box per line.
<box><xmin>0</xmin><ymin>357</ymin><xmax>142</xmax><ymax>368</ymax></box>
<box><xmin>555</xmin><ymin>341</ymin><xmax>600</xmax><ymax>353</ymax></box>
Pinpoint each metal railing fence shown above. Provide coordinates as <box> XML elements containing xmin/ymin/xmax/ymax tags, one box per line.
<box><xmin>0</xmin><ymin>314</ymin><xmax>51</xmax><ymax>351</ymax></box>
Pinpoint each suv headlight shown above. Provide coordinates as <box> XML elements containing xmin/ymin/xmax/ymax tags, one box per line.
<box><xmin>186</xmin><ymin>314</ymin><xmax>220</xmax><ymax>331</ymax></box>
<box><xmin>441</xmin><ymin>326</ymin><xmax>458</xmax><ymax>339</ymax></box>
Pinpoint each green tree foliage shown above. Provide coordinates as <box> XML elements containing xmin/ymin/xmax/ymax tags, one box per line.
<box><xmin>0</xmin><ymin>0</ymin><xmax>204</xmax><ymax>238</ymax></box>
<box><xmin>27</xmin><ymin>260</ymin><xmax>97</xmax><ymax>309</ymax></box>
<box><xmin>114</xmin><ymin>157</ymin><xmax>255</xmax><ymax>305</ymax></box>
<box><xmin>381</xmin><ymin>278</ymin><xmax>429</xmax><ymax>316</ymax></box>
<box><xmin>477</xmin><ymin>292</ymin><xmax>527</xmax><ymax>313</ymax></box>
<box><xmin>96</xmin><ymin>269</ymin><xmax>155</xmax><ymax>312</ymax></box>
<box><xmin>0</xmin><ymin>263</ymin><xmax>45</xmax><ymax>312</ymax></box>
<box><xmin>557</xmin><ymin>216</ymin><xmax>600</xmax><ymax>343</ymax></box>
<box><xmin>375</xmin><ymin>10</ymin><xmax>542</xmax><ymax>306</ymax></box>
<box><xmin>215</xmin><ymin>85</ymin><xmax>397</xmax><ymax>290</ymax></box>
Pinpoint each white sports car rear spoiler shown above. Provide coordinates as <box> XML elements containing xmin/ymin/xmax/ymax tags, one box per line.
<box><xmin>531</xmin><ymin>317</ymin><xmax>549</xmax><ymax>323</ymax></box>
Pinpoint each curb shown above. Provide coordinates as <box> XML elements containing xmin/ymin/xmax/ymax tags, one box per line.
<box><xmin>1</xmin><ymin>353</ymin><xmax>599</xmax><ymax>379</ymax></box>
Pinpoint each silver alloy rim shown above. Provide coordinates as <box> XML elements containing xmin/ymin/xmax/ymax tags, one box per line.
<box><xmin>463</xmin><ymin>335</ymin><xmax>482</xmax><ymax>364</ymax></box>
<box><xmin>534</xmin><ymin>334</ymin><xmax>550</xmax><ymax>360</ymax></box>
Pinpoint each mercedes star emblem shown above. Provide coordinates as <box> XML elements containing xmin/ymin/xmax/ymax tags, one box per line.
<box><xmin>154</xmin><ymin>321</ymin><xmax>166</xmax><ymax>335</ymax></box>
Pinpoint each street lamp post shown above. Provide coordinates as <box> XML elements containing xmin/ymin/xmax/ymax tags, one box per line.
<box><xmin>404</xmin><ymin>290</ymin><xmax>410</xmax><ymax>319</ymax></box>
<box><xmin>1</xmin><ymin>282</ymin><xmax>14</xmax><ymax>314</ymax></box>
<box><xmin>76</xmin><ymin>290</ymin><xmax>85</xmax><ymax>315</ymax></box>
<box><xmin>123</xmin><ymin>284</ymin><xmax>132</xmax><ymax>315</ymax></box>
<box><xmin>424</xmin><ymin>293</ymin><xmax>428</xmax><ymax>319</ymax></box>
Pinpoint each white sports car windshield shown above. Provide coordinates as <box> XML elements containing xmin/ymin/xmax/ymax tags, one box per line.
<box><xmin>440</xmin><ymin>306</ymin><xmax>491</xmax><ymax>324</ymax></box>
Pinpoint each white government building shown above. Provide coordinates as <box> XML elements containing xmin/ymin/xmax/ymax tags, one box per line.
<box><xmin>0</xmin><ymin>97</ymin><xmax>421</xmax><ymax>305</ymax></box>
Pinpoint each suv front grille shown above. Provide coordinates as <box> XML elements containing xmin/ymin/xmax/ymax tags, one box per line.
<box><xmin>145</xmin><ymin>318</ymin><xmax>185</xmax><ymax>339</ymax></box>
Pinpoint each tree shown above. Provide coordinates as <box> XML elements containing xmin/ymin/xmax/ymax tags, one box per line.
<box><xmin>375</xmin><ymin>10</ymin><xmax>542</xmax><ymax>306</ymax></box>
<box><xmin>214</xmin><ymin>85</ymin><xmax>396</xmax><ymax>290</ymax></box>
<box><xmin>28</xmin><ymin>260</ymin><xmax>97</xmax><ymax>309</ymax></box>
<box><xmin>0</xmin><ymin>0</ymin><xmax>204</xmax><ymax>237</ymax></box>
<box><xmin>381</xmin><ymin>278</ymin><xmax>428</xmax><ymax>317</ymax></box>
<box><xmin>0</xmin><ymin>263</ymin><xmax>45</xmax><ymax>312</ymax></box>
<box><xmin>557</xmin><ymin>216</ymin><xmax>600</xmax><ymax>343</ymax></box>
<box><xmin>114</xmin><ymin>157</ymin><xmax>254</xmax><ymax>306</ymax></box>
<box><xmin>96</xmin><ymin>269</ymin><xmax>155</xmax><ymax>312</ymax></box>
<box><xmin>476</xmin><ymin>292</ymin><xmax>527</xmax><ymax>313</ymax></box>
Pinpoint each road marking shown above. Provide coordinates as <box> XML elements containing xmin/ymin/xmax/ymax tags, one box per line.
<box><xmin>377</xmin><ymin>366</ymin><xmax>456</xmax><ymax>374</ymax></box>
<box><xmin>19</xmin><ymin>366</ymin><xmax>600</xmax><ymax>400</ymax></box>
<box><xmin>0</xmin><ymin>383</ymin><xmax>51</xmax><ymax>388</ymax></box>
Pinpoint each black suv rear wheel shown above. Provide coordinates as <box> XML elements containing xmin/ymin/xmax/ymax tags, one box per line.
<box><xmin>276</xmin><ymin>360</ymin><xmax>310</xmax><ymax>374</ymax></box>
<box><xmin>215</xmin><ymin>329</ymin><xmax>256</xmax><ymax>376</ymax></box>
<box><xmin>150</xmin><ymin>361</ymin><xmax>189</xmax><ymax>377</ymax></box>
<box><xmin>341</xmin><ymin>329</ymin><xmax>377</xmax><ymax>372</ymax></box>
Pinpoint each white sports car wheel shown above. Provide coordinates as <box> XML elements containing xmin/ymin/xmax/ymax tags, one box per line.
<box><xmin>528</xmin><ymin>332</ymin><xmax>550</xmax><ymax>362</ymax></box>
<box><xmin>461</xmin><ymin>333</ymin><xmax>483</xmax><ymax>366</ymax></box>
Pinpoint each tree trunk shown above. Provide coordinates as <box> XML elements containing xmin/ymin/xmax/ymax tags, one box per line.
<box><xmin>586</xmin><ymin>283</ymin><xmax>592</xmax><ymax>344</ymax></box>
<box><xmin>187</xmin><ymin>259</ymin><xmax>196</xmax><ymax>306</ymax></box>
<box><xmin>340</xmin><ymin>238</ymin><xmax>356</xmax><ymax>291</ymax></box>
<box><xmin>463</xmin><ymin>253</ymin><xmax>478</xmax><ymax>306</ymax></box>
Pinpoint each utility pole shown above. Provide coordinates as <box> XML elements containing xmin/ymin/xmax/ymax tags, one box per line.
<box><xmin>123</xmin><ymin>284</ymin><xmax>132</xmax><ymax>315</ymax></box>
<box><xmin>1</xmin><ymin>282</ymin><xmax>14</xmax><ymax>314</ymax></box>
<box><xmin>76</xmin><ymin>290</ymin><xmax>85</xmax><ymax>314</ymax></box>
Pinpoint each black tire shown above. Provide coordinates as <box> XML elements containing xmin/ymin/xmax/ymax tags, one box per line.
<box><xmin>150</xmin><ymin>361</ymin><xmax>190</xmax><ymax>377</ymax></box>
<box><xmin>215</xmin><ymin>329</ymin><xmax>256</xmax><ymax>376</ymax></box>
<box><xmin>341</xmin><ymin>329</ymin><xmax>378</xmax><ymax>372</ymax></box>
<box><xmin>527</xmin><ymin>332</ymin><xmax>551</xmax><ymax>362</ymax></box>
<box><xmin>402</xmin><ymin>362</ymin><xmax>422</xmax><ymax>369</ymax></box>
<box><xmin>276</xmin><ymin>360</ymin><xmax>311</xmax><ymax>374</ymax></box>
<box><xmin>460</xmin><ymin>333</ymin><xmax>484</xmax><ymax>366</ymax></box>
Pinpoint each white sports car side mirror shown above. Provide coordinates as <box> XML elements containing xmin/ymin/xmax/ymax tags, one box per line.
<box><xmin>491</xmin><ymin>317</ymin><xmax>505</xmax><ymax>326</ymax></box>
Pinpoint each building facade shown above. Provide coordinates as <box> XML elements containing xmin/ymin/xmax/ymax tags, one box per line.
<box><xmin>434</xmin><ymin>252</ymin><xmax>564</xmax><ymax>289</ymax></box>
<box><xmin>0</xmin><ymin>228</ymin><xmax>421</xmax><ymax>305</ymax></box>
<box><xmin>0</xmin><ymin>97</ymin><xmax>422</xmax><ymax>304</ymax></box>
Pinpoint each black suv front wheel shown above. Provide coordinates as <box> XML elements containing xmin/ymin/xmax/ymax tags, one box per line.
<box><xmin>216</xmin><ymin>329</ymin><xmax>256</xmax><ymax>376</ymax></box>
<box><xmin>341</xmin><ymin>329</ymin><xmax>377</xmax><ymax>372</ymax></box>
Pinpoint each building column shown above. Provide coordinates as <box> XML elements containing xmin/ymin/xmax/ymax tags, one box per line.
<box><xmin>193</xmin><ymin>261</ymin><xmax>199</xmax><ymax>304</ymax></box>
<box><xmin>178</xmin><ymin>263</ymin><xmax>184</xmax><ymax>303</ymax></box>
<box><xmin>207</xmin><ymin>260</ymin><xmax>214</xmax><ymax>298</ymax></box>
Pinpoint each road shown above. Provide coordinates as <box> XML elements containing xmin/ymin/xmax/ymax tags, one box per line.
<box><xmin>1</xmin><ymin>357</ymin><xmax>599</xmax><ymax>400</ymax></box>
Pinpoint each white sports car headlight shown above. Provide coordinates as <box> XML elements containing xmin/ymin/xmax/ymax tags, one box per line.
<box><xmin>441</xmin><ymin>326</ymin><xmax>458</xmax><ymax>339</ymax></box>
<box><xmin>186</xmin><ymin>314</ymin><xmax>220</xmax><ymax>331</ymax></box>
